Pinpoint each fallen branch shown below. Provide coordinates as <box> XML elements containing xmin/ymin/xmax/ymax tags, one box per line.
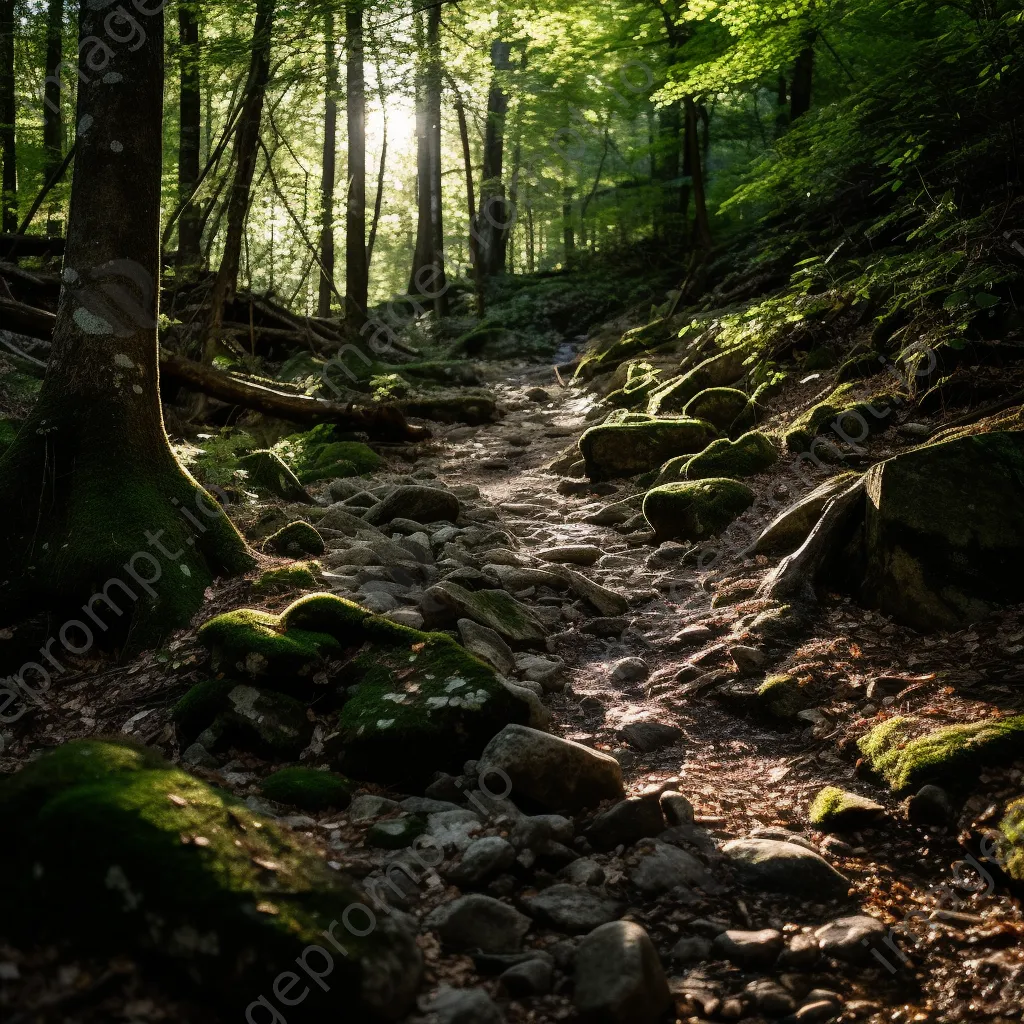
<box><xmin>0</xmin><ymin>297</ymin><xmax>56</xmax><ymax>337</ymax></box>
<box><xmin>159</xmin><ymin>350</ymin><xmax>430</xmax><ymax>440</ymax></box>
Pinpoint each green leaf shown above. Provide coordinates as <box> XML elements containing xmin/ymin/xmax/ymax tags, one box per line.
<box><xmin>943</xmin><ymin>291</ymin><xmax>970</xmax><ymax>310</ymax></box>
<box><xmin>974</xmin><ymin>293</ymin><xmax>1000</xmax><ymax>309</ymax></box>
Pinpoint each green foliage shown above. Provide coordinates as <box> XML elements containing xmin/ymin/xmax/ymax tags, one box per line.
<box><xmin>261</xmin><ymin>767</ymin><xmax>352</xmax><ymax>810</ymax></box>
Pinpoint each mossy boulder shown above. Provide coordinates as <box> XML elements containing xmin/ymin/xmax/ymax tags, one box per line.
<box><xmin>202</xmin><ymin>685</ymin><xmax>314</xmax><ymax>757</ymax></box>
<box><xmin>367</xmin><ymin>815</ymin><xmax>427</xmax><ymax>850</ymax></box>
<box><xmin>579</xmin><ymin>418</ymin><xmax>718</xmax><ymax>481</ymax></box>
<box><xmin>278</xmin><ymin>425</ymin><xmax>383</xmax><ymax>483</ymax></box>
<box><xmin>363</xmin><ymin>484</ymin><xmax>460</xmax><ymax>527</ymax></box>
<box><xmin>683</xmin><ymin>431</ymin><xmax>778</xmax><ymax>480</ymax></box>
<box><xmin>645</xmin><ymin>348</ymin><xmax>748</xmax><ymax>416</ymax></box>
<box><xmin>997</xmin><ymin>798</ymin><xmax>1024</xmax><ymax>881</ymax></box>
<box><xmin>808</xmin><ymin>786</ymin><xmax>885</xmax><ymax>831</ymax></box>
<box><xmin>858</xmin><ymin>715</ymin><xmax>1024</xmax><ymax>792</ymax></box>
<box><xmin>682</xmin><ymin>388</ymin><xmax>755</xmax><ymax>434</ymax></box>
<box><xmin>0</xmin><ymin>740</ymin><xmax>421</xmax><ymax>1017</ymax></box>
<box><xmin>861</xmin><ymin>432</ymin><xmax>1024</xmax><ymax>630</ymax></box>
<box><xmin>238</xmin><ymin>449</ymin><xmax>311</xmax><ymax>502</ymax></box>
<box><xmin>643</xmin><ymin>478</ymin><xmax>755</xmax><ymax>542</ymax></box>
<box><xmin>606</xmin><ymin>361</ymin><xmax>662</xmax><ymax>410</ymax></box>
<box><xmin>593</xmin><ymin>318</ymin><xmax>681</xmax><ymax>371</ymax></box>
<box><xmin>262</xmin><ymin>520</ymin><xmax>326</xmax><ymax>557</ymax></box>
<box><xmin>253</xmin><ymin>561</ymin><xmax>320</xmax><ymax>592</ymax></box>
<box><xmin>261</xmin><ymin>767</ymin><xmax>352</xmax><ymax>810</ymax></box>
<box><xmin>785</xmin><ymin>386</ymin><xmax>899</xmax><ymax>453</ymax></box>
<box><xmin>424</xmin><ymin>581</ymin><xmax>548</xmax><ymax>644</ymax></box>
<box><xmin>754</xmin><ymin>673</ymin><xmax>807</xmax><ymax>720</ymax></box>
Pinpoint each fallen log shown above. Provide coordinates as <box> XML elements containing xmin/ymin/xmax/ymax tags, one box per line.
<box><xmin>0</xmin><ymin>234</ymin><xmax>65</xmax><ymax>260</ymax></box>
<box><xmin>159</xmin><ymin>350</ymin><xmax>430</xmax><ymax>441</ymax></box>
<box><xmin>0</xmin><ymin>297</ymin><xmax>57</xmax><ymax>338</ymax></box>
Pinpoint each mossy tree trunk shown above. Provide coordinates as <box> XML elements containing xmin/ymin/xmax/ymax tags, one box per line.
<box><xmin>0</xmin><ymin>0</ymin><xmax>252</xmax><ymax>642</ymax></box>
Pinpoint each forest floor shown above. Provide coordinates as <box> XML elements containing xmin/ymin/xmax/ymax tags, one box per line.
<box><xmin>2</xmin><ymin>331</ymin><xmax>1024</xmax><ymax>1024</ymax></box>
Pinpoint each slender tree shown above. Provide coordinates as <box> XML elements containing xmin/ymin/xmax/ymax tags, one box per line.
<box><xmin>345</xmin><ymin>0</ymin><xmax>368</xmax><ymax>323</ymax></box>
<box><xmin>43</xmin><ymin>0</ymin><xmax>65</xmax><ymax>186</ymax></box>
<box><xmin>318</xmin><ymin>13</ymin><xmax>338</xmax><ymax>317</ymax></box>
<box><xmin>684</xmin><ymin>94</ymin><xmax>712</xmax><ymax>248</ymax></box>
<box><xmin>478</xmin><ymin>39</ymin><xmax>513</xmax><ymax>277</ymax></box>
<box><xmin>790</xmin><ymin>31</ymin><xmax>817</xmax><ymax>119</ymax></box>
<box><xmin>0</xmin><ymin>0</ymin><xmax>250</xmax><ymax>640</ymax></box>
<box><xmin>0</xmin><ymin>0</ymin><xmax>16</xmax><ymax>232</ymax></box>
<box><xmin>177</xmin><ymin>0</ymin><xmax>202</xmax><ymax>278</ymax></box>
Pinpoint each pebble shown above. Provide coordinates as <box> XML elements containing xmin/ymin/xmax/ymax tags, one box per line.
<box><xmin>618</xmin><ymin>720</ymin><xmax>681</xmax><ymax>752</ymax></box>
<box><xmin>814</xmin><ymin>914</ymin><xmax>886</xmax><ymax>962</ymax></box>
<box><xmin>430</xmin><ymin>985</ymin><xmax>503</xmax><ymax>1024</ymax></box>
<box><xmin>536</xmin><ymin>544</ymin><xmax>602</xmax><ymax>566</ymax></box>
<box><xmin>499</xmin><ymin>957</ymin><xmax>553</xmax><ymax>997</ymax></box>
<box><xmin>609</xmin><ymin>657</ymin><xmax>649</xmax><ymax>684</ymax></box>
<box><xmin>712</xmin><ymin>928</ymin><xmax>784</xmax><ymax>967</ymax></box>
<box><xmin>522</xmin><ymin>883</ymin><xmax>625</xmax><ymax>933</ymax></box>
<box><xmin>424</xmin><ymin>894</ymin><xmax>531</xmax><ymax>953</ymax></box>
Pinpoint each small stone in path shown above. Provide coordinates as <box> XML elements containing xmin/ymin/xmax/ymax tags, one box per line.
<box><xmin>446</xmin><ymin>836</ymin><xmax>517</xmax><ymax>886</ymax></box>
<box><xmin>660</xmin><ymin>790</ymin><xmax>695</xmax><ymax>826</ymax></box>
<box><xmin>586</xmin><ymin>796</ymin><xmax>665</xmax><ymax>851</ymax></box>
<box><xmin>526</xmin><ymin>386</ymin><xmax>551</xmax><ymax>403</ymax></box>
<box><xmin>670</xmin><ymin>934</ymin><xmax>712</xmax><ymax>962</ymax></box>
<box><xmin>522</xmin><ymin>883</ymin><xmax>626</xmax><ymax>934</ymax></box>
<box><xmin>906</xmin><ymin>783</ymin><xmax>954</xmax><ymax>825</ymax></box>
<box><xmin>713</xmin><ymin>928</ymin><xmax>784</xmax><ymax>967</ymax></box>
<box><xmin>794</xmin><ymin>998</ymin><xmax>843</xmax><ymax>1023</ymax></box>
<box><xmin>581</xmin><ymin>616</ymin><xmax>629</xmax><ymax>637</ymax></box>
<box><xmin>348</xmin><ymin>794</ymin><xmax>400</xmax><ymax>821</ymax></box>
<box><xmin>480</xmin><ymin>458</ymin><xmax>511</xmax><ymax>471</ymax></box>
<box><xmin>457</xmin><ymin>618</ymin><xmax>516</xmax><ymax>676</ymax></box>
<box><xmin>745</xmin><ymin>978</ymin><xmax>796</xmax><ymax>1016</ymax></box>
<box><xmin>628</xmin><ymin>840</ymin><xmax>712</xmax><ymax>895</ymax></box>
<box><xmin>425</xmin><ymin>894</ymin><xmax>531</xmax><ymax>953</ymax></box>
<box><xmin>500</xmin><ymin>957</ymin><xmax>553</xmax><ymax>997</ymax></box>
<box><xmin>609</xmin><ymin>657</ymin><xmax>649</xmax><ymax>684</ymax></box>
<box><xmin>536</xmin><ymin>544</ymin><xmax>602</xmax><ymax>566</ymax></box>
<box><xmin>574</xmin><ymin>921</ymin><xmax>671</xmax><ymax>1024</ymax></box>
<box><xmin>723</xmin><ymin>837</ymin><xmax>850</xmax><ymax>898</ymax></box>
<box><xmin>430</xmin><ymin>986</ymin><xmax>503</xmax><ymax>1024</ymax></box>
<box><xmin>814</xmin><ymin>914</ymin><xmax>886</xmax><ymax>962</ymax></box>
<box><xmin>729</xmin><ymin>644</ymin><xmax>767</xmax><ymax>674</ymax></box>
<box><xmin>384</xmin><ymin>607</ymin><xmax>425</xmax><ymax>630</ymax></box>
<box><xmin>619</xmin><ymin>720</ymin><xmax>681</xmax><ymax>752</ymax></box>
<box><xmin>561</xmin><ymin>858</ymin><xmax>606</xmax><ymax>886</ymax></box>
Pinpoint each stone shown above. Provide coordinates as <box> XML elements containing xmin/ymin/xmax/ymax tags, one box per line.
<box><xmin>627</xmin><ymin>840</ymin><xmax>713</xmax><ymax>895</ymax></box>
<box><xmin>526</xmin><ymin>387</ymin><xmax>551</xmax><ymax>403</ymax></box>
<box><xmin>586</xmin><ymin>797</ymin><xmax>665</xmax><ymax>851</ymax></box>
<box><xmin>500</xmin><ymin>957</ymin><xmax>553</xmax><ymax>997</ymax></box>
<box><xmin>458</xmin><ymin>619</ymin><xmax>517</xmax><ymax>676</ymax></box>
<box><xmin>425</xmin><ymin>809</ymin><xmax>485</xmax><ymax>854</ymax></box>
<box><xmin>814</xmin><ymin>914</ymin><xmax>886</xmax><ymax>962</ymax></box>
<box><xmin>752</xmin><ymin>473</ymin><xmax>860</xmax><ymax>554</ymax></box>
<box><xmin>430</xmin><ymin>985</ymin><xmax>503</xmax><ymax>1024</ymax></box>
<box><xmin>778</xmin><ymin>930</ymin><xmax>821</xmax><ymax>967</ymax></box>
<box><xmin>217</xmin><ymin>685</ymin><xmax>312</xmax><ymax>757</ymax></box>
<box><xmin>363</xmin><ymin>485</ymin><xmax>460</xmax><ymax>527</ymax></box>
<box><xmin>744</xmin><ymin>978</ymin><xmax>796</xmax><ymax>1016</ymax></box>
<box><xmin>581</xmin><ymin>616</ymin><xmax>630</xmax><ymax>637</ymax></box>
<box><xmin>682</xmin><ymin>387</ymin><xmax>755</xmax><ymax>433</ymax></box>
<box><xmin>574</xmin><ymin>921</ymin><xmax>671</xmax><ymax>1024</ymax></box>
<box><xmin>424</xmin><ymin>894</ymin><xmax>531</xmax><ymax>953</ymax></box>
<box><xmin>522</xmin><ymin>883</ymin><xmax>625</xmax><ymax>934</ymax></box>
<box><xmin>238</xmin><ymin>449</ymin><xmax>311</xmax><ymax>502</ymax></box>
<box><xmin>554</xmin><ymin>567</ymin><xmax>629</xmax><ymax>616</ymax></box>
<box><xmin>670</xmin><ymin>934</ymin><xmax>713</xmax><ymax>962</ymax></box>
<box><xmin>660</xmin><ymin>790</ymin><xmax>695</xmax><ymax>826</ymax></box>
<box><xmin>384</xmin><ymin>606</ymin><xmax>425</xmax><ymax>629</ymax></box>
<box><xmin>349</xmin><ymin>793</ymin><xmax>401</xmax><ymax>820</ymax></box>
<box><xmin>367</xmin><ymin>814</ymin><xmax>427</xmax><ymax>849</ymax></box>
<box><xmin>180</xmin><ymin>742</ymin><xmax>217</xmax><ymax>768</ymax></box>
<box><xmin>906</xmin><ymin>783</ymin><xmax>954</xmax><ymax>824</ymax></box>
<box><xmin>861</xmin><ymin>432</ymin><xmax>1024</xmax><ymax>629</ymax></box>
<box><xmin>579</xmin><ymin>417</ymin><xmax>718</xmax><ymax>481</ymax></box>
<box><xmin>618</xmin><ymin>720</ymin><xmax>682</xmax><ymax>753</ymax></box>
<box><xmin>712</xmin><ymin>928</ymin><xmax>784</xmax><ymax>967</ymax></box>
<box><xmin>536</xmin><ymin>544</ymin><xmax>602</xmax><ymax>566</ymax></box>
<box><xmin>261</xmin><ymin>520</ymin><xmax>326</xmax><ymax>557</ymax></box>
<box><xmin>446</xmin><ymin>836</ymin><xmax>517</xmax><ymax>886</ymax></box>
<box><xmin>426</xmin><ymin>582</ymin><xmax>548</xmax><ymax>643</ymax></box>
<box><xmin>643</xmin><ymin>479</ymin><xmax>755</xmax><ymax>543</ymax></box>
<box><xmin>561</xmin><ymin>858</ymin><xmax>606</xmax><ymax>886</ymax></box>
<box><xmin>722</xmin><ymin>838</ymin><xmax>850</xmax><ymax>898</ymax></box>
<box><xmin>808</xmin><ymin>786</ymin><xmax>886</xmax><ymax>830</ymax></box>
<box><xmin>794</xmin><ymin>999</ymin><xmax>843</xmax><ymax>1022</ymax></box>
<box><xmin>478</xmin><ymin>725</ymin><xmax>625</xmax><ymax>812</ymax></box>
<box><xmin>514</xmin><ymin>652</ymin><xmax>565</xmax><ymax>691</ymax></box>
<box><xmin>609</xmin><ymin>657</ymin><xmax>649</xmax><ymax>684</ymax></box>
<box><xmin>729</xmin><ymin>644</ymin><xmax>767</xmax><ymax>675</ymax></box>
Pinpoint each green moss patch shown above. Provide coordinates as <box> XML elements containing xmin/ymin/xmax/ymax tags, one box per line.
<box><xmin>275</xmin><ymin>425</ymin><xmax>383</xmax><ymax>484</ymax></box>
<box><xmin>643</xmin><ymin>478</ymin><xmax>755</xmax><ymax>542</ymax></box>
<box><xmin>261</xmin><ymin>520</ymin><xmax>326</xmax><ymax>557</ymax></box>
<box><xmin>808</xmin><ymin>786</ymin><xmax>885</xmax><ymax>830</ymax></box>
<box><xmin>998</xmin><ymin>798</ymin><xmax>1024</xmax><ymax>881</ymax></box>
<box><xmin>579</xmin><ymin>418</ymin><xmax>718</xmax><ymax>481</ymax></box>
<box><xmin>682</xmin><ymin>388</ymin><xmax>754</xmax><ymax>434</ymax></box>
<box><xmin>238</xmin><ymin>449</ymin><xmax>311</xmax><ymax>502</ymax></box>
<box><xmin>253</xmin><ymin>562</ymin><xmax>320</xmax><ymax>592</ymax></box>
<box><xmin>0</xmin><ymin>742</ymin><xmax>421</xmax><ymax>1010</ymax></box>
<box><xmin>645</xmin><ymin>347</ymin><xmax>748</xmax><ymax>416</ymax></box>
<box><xmin>261</xmin><ymin>767</ymin><xmax>352</xmax><ymax>810</ymax></box>
<box><xmin>858</xmin><ymin>715</ymin><xmax>1024</xmax><ymax>792</ymax></box>
<box><xmin>755</xmin><ymin>673</ymin><xmax>807</xmax><ymax>719</ymax></box>
<box><xmin>684</xmin><ymin>431</ymin><xmax>778</xmax><ymax>480</ymax></box>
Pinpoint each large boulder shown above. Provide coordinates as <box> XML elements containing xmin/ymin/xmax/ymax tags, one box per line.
<box><xmin>645</xmin><ymin>348</ymin><xmax>748</xmax><ymax>416</ymax></box>
<box><xmin>682</xmin><ymin>387</ymin><xmax>755</xmax><ymax>434</ymax></box>
<box><xmin>722</xmin><ymin>837</ymin><xmax>850</xmax><ymax>899</ymax></box>
<box><xmin>364</xmin><ymin>484</ymin><xmax>460</xmax><ymax>527</ymax></box>
<box><xmin>477</xmin><ymin>725</ymin><xmax>625</xmax><ymax>812</ymax></box>
<box><xmin>862</xmin><ymin>431</ymin><xmax>1024</xmax><ymax>629</ymax></box>
<box><xmin>0</xmin><ymin>740</ymin><xmax>422</xmax><ymax>1019</ymax></box>
<box><xmin>643</xmin><ymin>478</ymin><xmax>755</xmax><ymax>542</ymax></box>
<box><xmin>579</xmin><ymin>417</ymin><xmax>718</xmax><ymax>481</ymax></box>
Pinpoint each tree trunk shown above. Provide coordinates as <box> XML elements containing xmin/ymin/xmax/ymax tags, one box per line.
<box><xmin>562</xmin><ymin>187</ymin><xmax>575</xmax><ymax>267</ymax></box>
<box><xmin>790</xmin><ymin>32</ymin><xmax>816</xmax><ymax>120</ymax></box>
<box><xmin>345</xmin><ymin>0</ymin><xmax>368</xmax><ymax>325</ymax></box>
<box><xmin>478</xmin><ymin>39</ymin><xmax>512</xmax><ymax>278</ymax></box>
<box><xmin>318</xmin><ymin>13</ymin><xmax>338</xmax><ymax>318</ymax></box>
<box><xmin>207</xmin><ymin>0</ymin><xmax>275</xmax><ymax>340</ymax></box>
<box><xmin>0</xmin><ymin>0</ymin><xmax>16</xmax><ymax>233</ymax></box>
<box><xmin>450</xmin><ymin>76</ymin><xmax>484</xmax><ymax>314</ymax></box>
<box><xmin>684</xmin><ymin>95</ymin><xmax>712</xmax><ymax>249</ymax></box>
<box><xmin>177</xmin><ymin>0</ymin><xmax>202</xmax><ymax>279</ymax></box>
<box><xmin>408</xmin><ymin>12</ymin><xmax>432</xmax><ymax>294</ymax></box>
<box><xmin>43</xmin><ymin>0</ymin><xmax>65</xmax><ymax>184</ymax></box>
<box><xmin>408</xmin><ymin>5</ymin><xmax>447</xmax><ymax>315</ymax></box>
<box><xmin>775</xmin><ymin>74</ymin><xmax>788</xmax><ymax>136</ymax></box>
<box><xmin>0</xmin><ymin>0</ymin><xmax>251</xmax><ymax>645</ymax></box>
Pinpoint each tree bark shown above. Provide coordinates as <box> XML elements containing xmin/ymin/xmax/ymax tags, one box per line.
<box><xmin>318</xmin><ymin>13</ymin><xmax>338</xmax><ymax>318</ymax></box>
<box><xmin>790</xmin><ymin>32</ymin><xmax>817</xmax><ymax>120</ymax></box>
<box><xmin>562</xmin><ymin>186</ymin><xmax>575</xmax><ymax>267</ymax></box>
<box><xmin>43</xmin><ymin>0</ymin><xmax>65</xmax><ymax>185</ymax></box>
<box><xmin>177</xmin><ymin>0</ymin><xmax>202</xmax><ymax>279</ymax></box>
<box><xmin>207</xmin><ymin>0</ymin><xmax>276</xmax><ymax>341</ymax></box>
<box><xmin>0</xmin><ymin>0</ymin><xmax>16</xmax><ymax>233</ymax></box>
<box><xmin>449</xmin><ymin>75</ymin><xmax>484</xmax><ymax>314</ymax></box>
<box><xmin>0</xmin><ymin>0</ymin><xmax>251</xmax><ymax>643</ymax></box>
<box><xmin>478</xmin><ymin>39</ymin><xmax>512</xmax><ymax>278</ymax></box>
<box><xmin>345</xmin><ymin>0</ymin><xmax>368</xmax><ymax>324</ymax></box>
<box><xmin>684</xmin><ymin>95</ymin><xmax>712</xmax><ymax>249</ymax></box>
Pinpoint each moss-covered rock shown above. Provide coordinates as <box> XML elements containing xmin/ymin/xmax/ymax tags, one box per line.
<box><xmin>252</xmin><ymin>561</ymin><xmax>320</xmax><ymax>592</ymax></box>
<box><xmin>277</xmin><ymin>425</ymin><xmax>383</xmax><ymax>484</ymax></box>
<box><xmin>808</xmin><ymin>786</ymin><xmax>885</xmax><ymax>831</ymax></box>
<box><xmin>398</xmin><ymin>391</ymin><xmax>497</xmax><ymax>425</ymax></box>
<box><xmin>643</xmin><ymin>478</ymin><xmax>755</xmax><ymax>542</ymax></box>
<box><xmin>752</xmin><ymin>473</ymin><xmax>861</xmax><ymax>555</ymax></box>
<box><xmin>858</xmin><ymin>715</ymin><xmax>1024</xmax><ymax>792</ymax></box>
<box><xmin>682</xmin><ymin>388</ymin><xmax>755</xmax><ymax>434</ymax></box>
<box><xmin>606</xmin><ymin>361</ymin><xmax>663</xmax><ymax>410</ymax></box>
<box><xmin>785</xmin><ymin>386</ymin><xmax>900</xmax><ymax>453</ymax></box>
<box><xmin>862</xmin><ymin>431</ymin><xmax>1024</xmax><ymax>630</ymax></box>
<box><xmin>425</xmin><ymin>581</ymin><xmax>548</xmax><ymax>644</ymax></box>
<box><xmin>997</xmin><ymin>798</ymin><xmax>1024</xmax><ymax>881</ymax></box>
<box><xmin>645</xmin><ymin>348</ymin><xmax>748</xmax><ymax>416</ymax></box>
<box><xmin>0</xmin><ymin>741</ymin><xmax>422</xmax><ymax>1016</ymax></box>
<box><xmin>367</xmin><ymin>815</ymin><xmax>427</xmax><ymax>849</ymax></box>
<box><xmin>238</xmin><ymin>449</ymin><xmax>311</xmax><ymax>502</ymax></box>
<box><xmin>755</xmin><ymin>673</ymin><xmax>806</xmax><ymax>719</ymax></box>
<box><xmin>683</xmin><ymin>431</ymin><xmax>778</xmax><ymax>480</ymax></box>
<box><xmin>261</xmin><ymin>520</ymin><xmax>326</xmax><ymax>557</ymax></box>
<box><xmin>261</xmin><ymin>767</ymin><xmax>352</xmax><ymax>810</ymax></box>
<box><xmin>172</xmin><ymin>679</ymin><xmax>237</xmax><ymax>739</ymax></box>
<box><xmin>579</xmin><ymin>418</ymin><xmax>718</xmax><ymax>481</ymax></box>
<box><xmin>209</xmin><ymin>685</ymin><xmax>314</xmax><ymax>757</ymax></box>
<box><xmin>592</xmin><ymin>317</ymin><xmax>682</xmax><ymax>371</ymax></box>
